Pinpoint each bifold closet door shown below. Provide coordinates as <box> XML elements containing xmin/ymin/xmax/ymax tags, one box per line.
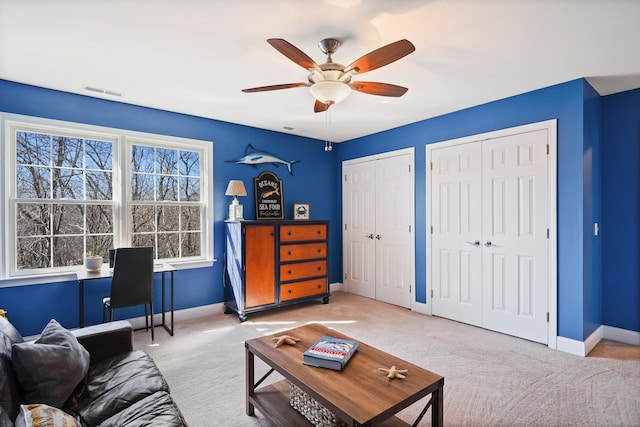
<box><xmin>431</xmin><ymin>129</ymin><xmax>549</xmax><ymax>344</ymax></box>
<box><xmin>344</xmin><ymin>154</ymin><xmax>413</xmax><ymax>309</ymax></box>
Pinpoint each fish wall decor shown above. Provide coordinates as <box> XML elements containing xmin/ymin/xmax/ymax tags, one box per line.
<box><xmin>227</xmin><ymin>144</ymin><xmax>299</xmax><ymax>175</ymax></box>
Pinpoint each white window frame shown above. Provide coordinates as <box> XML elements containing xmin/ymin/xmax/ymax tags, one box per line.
<box><xmin>1</xmin><ymin>112</ymin><xmax>214</xmax><ymax>285</ymax></box>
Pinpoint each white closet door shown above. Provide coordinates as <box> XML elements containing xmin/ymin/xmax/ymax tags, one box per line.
<box><xmin>343</xmin><ymin>151</ymin><xmax>414</xmax><ymax>308</ymax></box>
<box><xmin>430</xmin><ymin>142</ymin><xmax>483</xmax><ymax>325</ymax></box>
<box><xmin>481</xmin><ymin>129</ymin><xmax>549</xmax><ymax>343</ymax></box>
<box><xmin>429</xmin><ymin>128</ymin><xmax>550</xmax><ymax>344</ymax></box>
<box><xmin>343</xmin><ymin>161</ymin><xmax>376</xmax><ymax>299</ymax></box>
<box><xmin>374</xmin><ymin>154</ymin><xmax>413</xmax><ymax>308</ymax></box>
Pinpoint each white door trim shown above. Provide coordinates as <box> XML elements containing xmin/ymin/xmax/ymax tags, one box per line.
<box><xmin>342</xmin><ymin>147</ymin><xmax>416</xmax><ymax>311</ymax></box>
<box><xmin>426</xmin><ymin>120</ymin><xmax>557</xmax><ymax>349</ymax></box>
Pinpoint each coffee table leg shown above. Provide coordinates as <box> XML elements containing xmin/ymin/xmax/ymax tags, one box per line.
<box><xmin>246</xmin><ymin>344</ymin><xmax>255</xmax><ymax>416</ymax></box>
<box><xmin>432</xmin><ymin>384</ymin><xmax>444</xmax><ymax>426</ymax></box>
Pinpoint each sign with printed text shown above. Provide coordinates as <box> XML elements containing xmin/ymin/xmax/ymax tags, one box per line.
<box><xmin>254</xmin><ymin>171</ymin><xmax>284</xmax><ymax>220</ymax></box>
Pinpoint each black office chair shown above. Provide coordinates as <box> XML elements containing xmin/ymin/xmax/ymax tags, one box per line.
<box><xmin>102</xmin><ymin>247</ymin><xmax>154</xmax><ymax>341</ymax></box>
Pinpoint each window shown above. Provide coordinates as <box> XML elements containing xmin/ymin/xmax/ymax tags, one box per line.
<box><xmin>3</xmin><ymin>114</ymin><xmax>213</xmax><ymax>278</ymax></box>
<box><xmin>129</xmin><ymin>140</ymin><xmax>203</xmax><ymax>259</ymax></box>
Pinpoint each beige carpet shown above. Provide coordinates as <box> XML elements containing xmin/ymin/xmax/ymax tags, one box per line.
<box><xmin>133</xmin><ymin>291</ymin><xmax>640</xmax><ymax>426</ymax></box>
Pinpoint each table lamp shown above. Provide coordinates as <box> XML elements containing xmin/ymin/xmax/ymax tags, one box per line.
<box><xmin>225</xmin><ymin>179</ymin><xmax>247</xmax><ymax>220</ymax></box>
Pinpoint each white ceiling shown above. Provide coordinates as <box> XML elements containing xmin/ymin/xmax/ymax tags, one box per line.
<box><xmin>1</xmin><ymin>0</ymin><xmax>639</xmax><ymax>142</ymax></box>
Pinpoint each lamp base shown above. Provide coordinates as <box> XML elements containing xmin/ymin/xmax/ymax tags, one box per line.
<box><xmin>228</xmin><ymin>201</ymin><xmax>244</xmax><ymax>221</ymax></box>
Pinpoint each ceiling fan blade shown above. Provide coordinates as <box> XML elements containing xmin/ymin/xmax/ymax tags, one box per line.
<box><xmin>267</xmin><ymin>38</ymin><xmax>322</xmax><ymax>72</ymax></box>
<box><xmin>314</xmin><ymin>100</ymin><xmax>330</xmax><ymax>113</ymax></box>
<box><xmin>242</xmin><ymin>82</ymin><xmax>307</xmax><ymax>93</ymax></box>
<box><xmin>344</xmin><ymin>39</ymin><xmax>415</xmax><ymax>74</ymax></box>
<box><xmin>350</xmin><ymin>81</ymin><xmax>408</xmax><ymax>97</ymax></box>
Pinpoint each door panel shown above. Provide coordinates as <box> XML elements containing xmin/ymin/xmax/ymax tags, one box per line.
<box><xmin>374</xmin><ymin>154</ymin><xmax>412</xmax><ymax>308</ymax></box>
<box><xmin>481</xmin><ymin>129</ymin><xmax>548</xmax><ymax>343</ymax></box>
<box><xmin>244</xmin><ymin>225</ymin><xmax>276</xmax><ymax>308</ymax></box>
<box><xmin>344</xmin><ymin>161</ymin><xmax>376</xmax><ymax>298</ymax></box>
<box><xmin>431</xmin><ymin>142</ymin><xmax>483</xmax><ymax>326</ymax></box>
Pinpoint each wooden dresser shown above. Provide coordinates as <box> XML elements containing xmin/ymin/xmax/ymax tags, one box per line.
<box><xmin>224</xmin><ymin>220</ymin><xmax>330</xmax><ymax>321</ymax></box>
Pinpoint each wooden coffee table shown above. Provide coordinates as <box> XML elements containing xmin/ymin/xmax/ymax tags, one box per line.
<box><xmin>245</xmin><ymin>323</ymin><xmax>444</xmax><ymax>426</ymax></box>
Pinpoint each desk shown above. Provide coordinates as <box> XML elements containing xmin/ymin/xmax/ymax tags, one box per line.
<box><xmin>76</xmin><ymin>264</ymin><xmax>176</xmax><ymax>336</ymax></box>
<box><xmin>245</xmin><ymin>323</ymin><xmax>444</xmax><ymax>426</ymax></box>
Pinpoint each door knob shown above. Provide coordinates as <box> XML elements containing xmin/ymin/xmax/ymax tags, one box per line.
<box><xmin>484</xmin><ymin>241</ymin><xmax>493</xmax><ymax>247</ymax></box>
<box><xmin>365</xmin><ymin>234</ymin><xmax>374</xmax><ymax>239</ymax></box>
<box><xmin>465</xmin><ymin>240</ymin><xmax>480</xmax><ymax>246</ymax></box>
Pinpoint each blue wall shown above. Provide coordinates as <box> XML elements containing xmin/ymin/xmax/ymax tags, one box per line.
<box><xmin>0</xmin><ymin>80</ymin><xmax>339</xmax><ymax>335</ymax></box>
<box><xmin>601</xmin><ymin>88</ymin><xmax>640</xmax><ymax>333</ymax></box>
<box><xmin>2</xmin><ymin>79</ymin><xmax>639</xmax><ymax>343</ymax></box>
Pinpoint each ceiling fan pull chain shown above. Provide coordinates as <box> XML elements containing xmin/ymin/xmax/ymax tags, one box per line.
<box><xmin>324</xmin><ymin>107</ymin><xmax>333</xmax><ymax>152</ymax></box>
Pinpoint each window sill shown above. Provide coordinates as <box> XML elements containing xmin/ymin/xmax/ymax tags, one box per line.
<box><xmin>0</xmin><ymin>258</ymin><xmax>216</xmax><ymax>288</ymax></box>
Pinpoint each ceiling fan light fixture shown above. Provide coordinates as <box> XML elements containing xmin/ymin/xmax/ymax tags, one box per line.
<box><xmin>310</xmin><ymin>80</ymin><xmax>351</xmax><ymax>105</ymax></box>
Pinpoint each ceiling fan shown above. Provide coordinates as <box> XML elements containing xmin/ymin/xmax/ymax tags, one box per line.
<box><xmin>242</xmin><ymin>38</ymin><xmax>416</xmax><ymax>113</ymax></box>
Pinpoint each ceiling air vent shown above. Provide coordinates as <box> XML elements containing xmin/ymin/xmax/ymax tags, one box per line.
<box><xmin>83</xmin><ymin>85</ymin><xmax>123</xmax><ymax>97</ymax></box>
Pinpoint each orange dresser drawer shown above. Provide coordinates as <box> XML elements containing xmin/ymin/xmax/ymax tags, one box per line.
<box><xmin>280</xmin><ymin>279</ymin><xmax>327</xmax><ymax>301</ymax></box>
<box><xmin>280</xmin><ymin>260</ymin><xmax>326</xmax><ymax>282</ymax></box>
<box><xmin>280</xmin><ymin>224</ymin><xmax>326</xmax><ymax>242</ymax></box>
<box><xmin>280</xmin><ymin>243</ymin><xmax>326</xmax><ymax>262</ymax></box>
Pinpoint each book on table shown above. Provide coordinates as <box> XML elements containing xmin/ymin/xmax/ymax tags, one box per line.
<box><xmin>303</xmin><ymin>336</ymin><xmax>359</xmax><ymax>371</ymax></box>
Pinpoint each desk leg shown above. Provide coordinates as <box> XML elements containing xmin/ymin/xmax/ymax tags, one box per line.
<box><xmin>160</xmin><ymin>271</ymin><xmax>175</xmax><ymax>336</ymax></box>
<box><xmin>432</xmin><ymin>382</ymin><xmax>444</xmax><ymax>427</ymax></box>
<box><xmin>246</xmin><ymin>344</ymin><xmax>255</xmax><ymax>416</ymax></box>
<box><xmin>170</xmin><ymin>271</ymin><xmax>174</xmax><ymax>336</ymax></box>
<box><xmin>79</xmin><ymin>279</ymin><xmax>85</xmax><ymax>328</ymax></box>
<box><xmin>161</xmin><ymin>272</ymin><xmax>166</xmax><ymax>329</ymax></box>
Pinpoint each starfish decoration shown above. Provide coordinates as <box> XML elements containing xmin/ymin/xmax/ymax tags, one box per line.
<box><xmin>271</xmin><ymin>335</ymin><xmax>300</xmax><ymax>348</ymax></box>
<box><xmin>378</xmin><ymin>365</ymin><xmax>408</xmax><ymax>380</ymax></box>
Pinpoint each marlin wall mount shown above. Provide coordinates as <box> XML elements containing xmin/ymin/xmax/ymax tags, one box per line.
<box><xmin>226</xmin><ymin>144</ymin><xmax>299</xmax><ymax>176</ymax></box>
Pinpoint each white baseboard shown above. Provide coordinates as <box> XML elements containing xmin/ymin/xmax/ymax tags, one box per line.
<box><xmin>330</xmin><ymin>282</ymin><xmax>344</xmax><ymax>293</ymax></box>
<box><xmin>556</xmin><ymin>335</ymin><xmax>589</xmax><ymax>357</ymax></box>
<box><xmin>602</xmin><ymin>325</ymin><xmax>640</xmax><ymax>346</ymax></box>
<box><xmin>414</xmin><ymin>301</ymin><xmax>429</xmax><ymax>315</ymax></box>
<box><xmin>556</xmin><ymin>325</ymin><xmax>640</xmax><ymax>357</ymax></box>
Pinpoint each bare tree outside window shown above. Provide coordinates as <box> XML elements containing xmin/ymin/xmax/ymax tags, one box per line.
<box><xmin>130</xmin><ymin>144</ymin><xmax>202</xmax><ymax>260</ymax></box>
<box><xmin>15</xmin><ymin>131</ymin><xmax>113</xmax><ymax>270</ymax></box>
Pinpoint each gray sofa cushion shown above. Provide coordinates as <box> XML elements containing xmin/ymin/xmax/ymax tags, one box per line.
<box><xmin>97</xmin><ymin>391</ymin><xmax>186</xmax><ymax>426</ymax></box>
<box><xmin>64</xmin><ymin>350</ymin><xmax>170</xmax><ymax>427</ymax></box>
<box><xmin>12</xmin><ymin>319</ymin><xmax>90</xmax><ymax>408</ymax></box>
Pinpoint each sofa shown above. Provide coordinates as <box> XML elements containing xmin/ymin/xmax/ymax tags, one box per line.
<box><xmin>0</xmin><ymin>316</ymin><xmax>187</xmax><ymax>426</ymax></box>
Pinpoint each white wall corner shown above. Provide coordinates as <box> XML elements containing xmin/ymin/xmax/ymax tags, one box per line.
<box><xmin>556</xmin><ymin>326</ymin><xmax>603</xmax><ymax>357</ymax></box>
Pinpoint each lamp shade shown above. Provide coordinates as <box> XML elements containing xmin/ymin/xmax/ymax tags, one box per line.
<box><xmin>225</xmin><ymin>180</ymin><xmax>247</xmax><ymax>197</ymax></box>
<box><xmin>310</xmin><ymin>80</ymin><xmax>351</xmax><ymax>105</ymax></box>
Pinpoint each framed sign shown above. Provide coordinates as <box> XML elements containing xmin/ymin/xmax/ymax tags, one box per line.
<box><xmin>254</xmin><ymin>171</ymin><xmax>284</xmax><ymax>220</ymax></box>
<box><xmin>293</xmin><ymin>203</ymin><xmax>310</xmax><ymax>220</ymax></box>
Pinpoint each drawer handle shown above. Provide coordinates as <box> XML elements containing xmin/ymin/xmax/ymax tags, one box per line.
<box><xmin>317</xmin><ymin>266</ymin><xmax>321</xmax><ymax>271</ymax></box>
<box><xmin>317</xmin><ymin>249</ymin><xmax>321</xmax><ymax>253</ymax></box>
<box><xmin>288</xmin><ymin>289</ymin><xmax>292</xmax><ymax>294</ymax></box>
<box><xmin>317</xmin><ymin>230</ymin><xmax>321</xmax><ymax>235</ymax></box>
<box><xmin>288</xmin><ymin>231</ymin><xmax>292</xmax><ymax>236</ymax></box>
<box><xmin>317</xmin><ymin>285</ymin><xmax>321</xmax><ymax>289</ymax></box>
<box><xmin>288</xmin><ymin>270</ymin><xmax>292</xmax><ymax>275</ymax></box>
<box><xmin>288</xmin><ymin>251</ymin><xmax>292</xmax><ymax>255</ymax></box>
